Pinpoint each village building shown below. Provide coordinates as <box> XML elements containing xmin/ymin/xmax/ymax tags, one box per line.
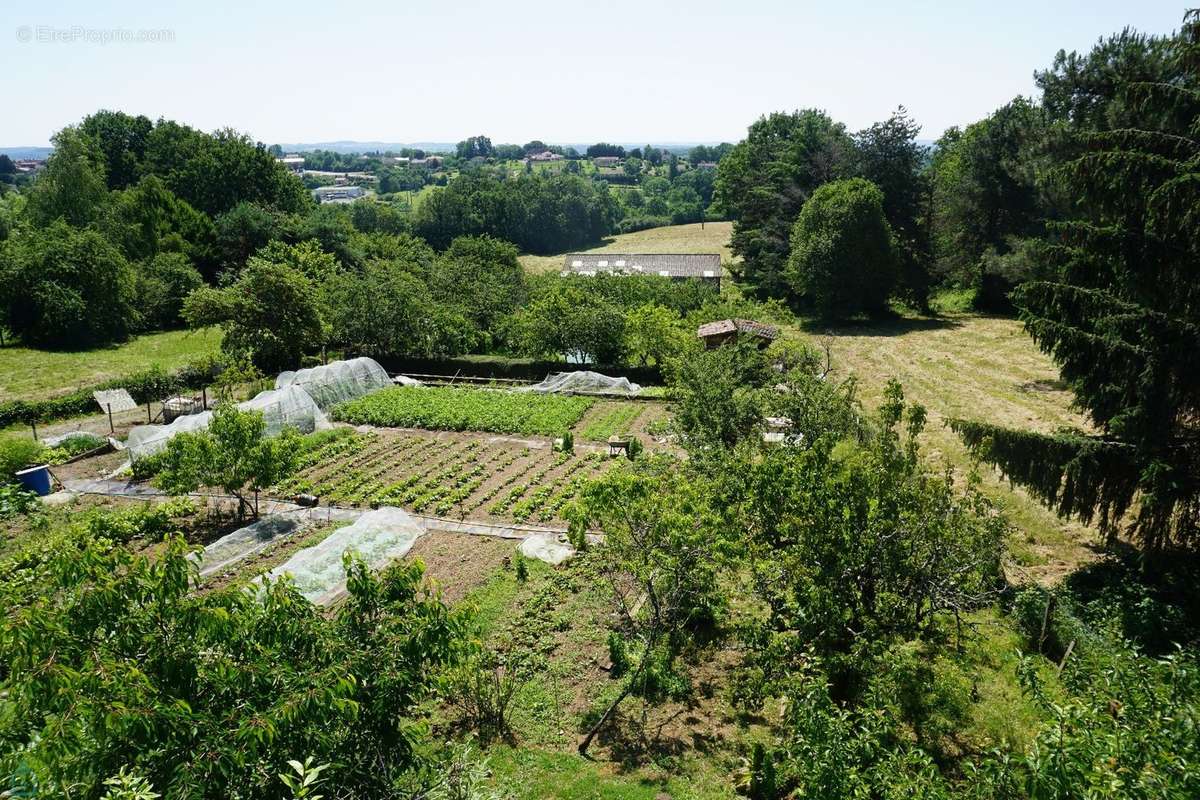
<box><xmin>277</xmin><ymin>154</ymin><xmax>305</xmax><ymax>175</ymax></box>
<box><xmin>313</xmin><ymin>185</ymin><xmax>365</xmax><ymax>204</ymax></box>
<box><xmin>592</xmin><ymin>156</ymin><xmax>620</xmax><ymax>167</ymax></box>
<box><xmin>696</xmin><ymin>318</ymin><xmax>779</xmax><ymax>349</ymax></box>
<box><xmin>562</xmin><ymin>253</ymin><xmax>722</xmax><ymax>287</ymax></box>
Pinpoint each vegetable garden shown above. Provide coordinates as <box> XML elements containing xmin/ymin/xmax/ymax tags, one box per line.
<box><xmin>270</xmin><ymin>429</ymin><xmax>615</xmax><ymax>525</ymax></box>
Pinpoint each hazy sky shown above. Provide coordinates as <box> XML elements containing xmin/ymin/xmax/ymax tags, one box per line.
<box><xmin>0</xmin><ymin>0</ymin><xmax>1187</xmax><ymax>147</ymax></box>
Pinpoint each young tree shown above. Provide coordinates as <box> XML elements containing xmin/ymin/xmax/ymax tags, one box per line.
<box><xmin>183</xmin><ymin>256</ymin><xmax>323</xmax><ymax>372</ymax></box>
<box><xmin>572</xmin><ymin>461</ymin><xmax>727</xmax><ymax>755</ymax></box>
<box><xmin>786</xmin><ymin>177</ymin><xmax>897</xmax><ymax>319</ymax></box>
<box><xmin>154</xmin><ymin>404</ymin><xmax>300</xmax><ymax>520</ymax></box>
<box><xmin>134</xmin><ymin>251</ymin><xmax>204</xmax><ymax>331</ymax></box>
<box><xmin>668</xmin><ymin>340</ymin><xmax>773</xmax><ymax>450</ymax></box>
<box><xmin>622</xmin><ymin>303</ymin><xmax>686</xmax><ymax>367</ymax></box>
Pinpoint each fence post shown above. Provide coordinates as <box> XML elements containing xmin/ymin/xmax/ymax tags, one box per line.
<box><xmin>107</xmin><ymin>403</ymin><xmax>114</xmax><ymax>434</ymax></box>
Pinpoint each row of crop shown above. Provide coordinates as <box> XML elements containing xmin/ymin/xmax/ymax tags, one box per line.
<box><xmin>332</xmin><ymin>386</ymin><xmax>594</xmax><ymax>437</ymax></box>
<box><xmin>512</xmin><ymin>451</ymin><xmax>610</xmax><ymax>523</ymax></box>
<box><xmin>489</xmin><ymin>451</ymin><xmax>573</xmax><ymax>517</ymax></box>
<box><xmin>325</xmin><ymin>438</ymin><xmax>455</xmax><ymax>506</ymax></box>
<box><xmin>280</xmin><ymin>436</ymin><xmax>435</xmax><ymax>501</ymax></box>
<box><xmin>579</xmin><ymin>403</ymin><xmax>645</xmax><ymax>442</ymax></box>
<box><xmin>361</xmin><ymin>441</ymin><xmax>479</xmax><ymax>508</ymax></box>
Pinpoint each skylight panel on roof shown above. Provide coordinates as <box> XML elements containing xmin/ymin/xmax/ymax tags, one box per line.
<box><xmin>703</xmin><ymin>270</ymin><xmax>715</xmax><ymax>277</ymax></box>
<box><xmin>571</xmin><ymin>259</ymin><xmax>583</xmax><ymax>267</ymax></box>
<box><xmin>615</xmin><ymin>259</ymin><xmax>626</xmax><ymax>267</ymax></box>
<box><xmin>659</xmin><ymin>270</ymin><xmax>670</xmax><ymax>277</ymax></box>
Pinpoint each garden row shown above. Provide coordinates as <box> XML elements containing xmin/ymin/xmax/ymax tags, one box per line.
<box><xmin>331</xmin><ymin>386</ymin><xmax>595</xmax><ymax>437</ymax></box>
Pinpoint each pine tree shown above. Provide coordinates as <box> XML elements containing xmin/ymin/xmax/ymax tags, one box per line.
<box><xmin>951</xmin><ymin>12</ymin><xmax>1200</xmax><ymax>553</ymax></box>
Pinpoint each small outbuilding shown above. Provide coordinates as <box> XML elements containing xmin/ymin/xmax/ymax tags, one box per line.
<box><xmin>562</xmin><ymin>253</ymin><xmax>722</xmax><ymax>287</ymax></box>
<box><xmin>696</xmin><ymin>318</ymin><xmax>779</xmax><ymax>349</ymax></box>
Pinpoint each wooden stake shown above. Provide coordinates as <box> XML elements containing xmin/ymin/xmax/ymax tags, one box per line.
<box><xmin>107</xmin><ymin>403</ymin><xmax>114</xmax><ymax>434</ymax></box>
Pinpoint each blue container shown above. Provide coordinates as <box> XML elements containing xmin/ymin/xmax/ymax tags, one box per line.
<box><xmin>15</xmin><ymin>464</ymin><xmax>52</xmax><ymax>496</ymax></box>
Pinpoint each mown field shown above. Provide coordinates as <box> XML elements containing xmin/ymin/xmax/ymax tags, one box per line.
<box><xmin>0</xmin><ymin>328</ymin><xmax>221</xmax><ymax>402</ymax></box>
<box><xmin>518</xmin><ymin>221</ymin><xmax>734</xmax><ymax>273</ymax></box>
<box><xmin>791</xmin><ymin>308</ymin><xmax>1098</xmax><ymax>581</ymax></box>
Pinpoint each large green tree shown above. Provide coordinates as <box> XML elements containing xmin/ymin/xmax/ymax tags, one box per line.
<box><xmin>0</xmin><ymin>221</ymin><xmax>137</xmax><ymax>347</ymax></box>
<box><xmin>952</xmin><ymin>12</ymin><xmax>1200</xmax><ymax>553</ymax></box>
<box><xmin>429</xmin><ymin>235</ymin><xmax>527</xmax><ymax>335</ymax></box>
<box><xmin>715</xmin><ymin>110</ymin><xmax>855</xmax><ymax>298</ymax></box>
<box><xmin>786</xmin><ymin>177</ymin><xmax>897</xmax><ymax>320</ymax></box>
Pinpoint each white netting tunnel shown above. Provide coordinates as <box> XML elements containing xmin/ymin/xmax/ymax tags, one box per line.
<box><xmin>263</xmin><ymin>507</ymin><xmax>424</xmax><ymax>604</ymax></box>
<box><xmin>126</xmin><ymin>385</ymin><xmax>329</xmax><ymax>461</ymax></box>
<box><xmin>518</xmin><ymin>371</ymin><xmax>642</xmax><ymax>396</ymax></box>
<box><xmin>275</xmin><ymin>357</ymin><xmax>391</xmax><ymax>411</ymax></box>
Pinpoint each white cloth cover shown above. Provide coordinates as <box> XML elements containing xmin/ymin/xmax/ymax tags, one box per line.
<box><xmin>126</xmin><ymin>385</ymin><xmax>328</xmax><ymax>461</ymax></box>
<box><xmin>519</xmin><ymin>371</ymin><xmax>642</xmax><ymax>397</ymax></box>
<box><xmin>519</xmin><ymin>532</ymin><xmax>576</xmax><ymax>565</ymax></box>
<box><xmin>264</xmin><ymin>507</ymin><xmax>424</xmax><ymax>604</ymax></box>
<box><xmin>275</xmin><ymin>357</ymin><xmax>391</xmax><ymax>411</ymax></box>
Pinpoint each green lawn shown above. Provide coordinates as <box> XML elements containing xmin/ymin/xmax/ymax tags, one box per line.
<box><xmin>0</xmin><ymin>329</ymin><xmax>221</xmax><ymax>402</ymax></box>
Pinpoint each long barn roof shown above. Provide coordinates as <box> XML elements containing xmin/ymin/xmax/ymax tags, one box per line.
<box><xmin>562</xmin><ymin>253</ymin><xmax>721</xmax><ymax>279</ymax></box>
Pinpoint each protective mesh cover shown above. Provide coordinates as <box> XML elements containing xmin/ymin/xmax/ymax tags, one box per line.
<box><xmin>197</xmin><ymin>514</ymin><xmax>303</xmax><ymax>577</ymax></box>
<box><xmin>275</xmin><ymin>357</ymin><xmax>391</xmax><ymax>411</ymax></box>
<box><xmin>263</xmin><ymin>507</ymin><xmax>423</xmax><ymax>604</ymax></box>
<box><xmin>519</xmin><ymin>371</ymin><xmax>642</xmax><ymax>396</ymax></box>
<box><xmin>126</xmin><ymin>385</ymin><xmax>328</xmax><ymax>461</ymax></box>
<box><xmin>519</xmin><ymin>532</ymin><xmax>576</xmax><ymax>565</ymax></box>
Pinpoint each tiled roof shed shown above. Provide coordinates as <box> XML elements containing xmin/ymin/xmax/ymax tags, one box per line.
<box><xmin>562</xmin><ymin>253</ymin><xmax>722</xmax><ymax>282</ymax></box>
<box><xmin>696</xmin><ymin>318</ymin><xmax>779</xmax><ymax>348</ymax></box>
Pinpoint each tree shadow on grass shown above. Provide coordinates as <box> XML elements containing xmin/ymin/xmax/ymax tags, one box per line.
<box><xmin>799</xmin><ymin>313</ymin><xmax>965</xmax><ymax>338</ymax></box>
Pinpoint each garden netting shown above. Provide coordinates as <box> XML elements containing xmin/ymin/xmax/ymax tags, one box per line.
<box><xmin>263</xmin><ymin>507</ymin><xmax>424</xmax><ymax>604</ymax></box>
<box><xmin>275</xmin><ymin>357</ymin><xmax>392</xmax><ymax>411</ymax></box>
<box><xmin>125</xmin><ymin>384</ymin><xmax>329</xmax><ymax>461</ymax></box>
<box><xmin>519</xmin><ymin>371</ymin><xmax>642</xmax><ymax>396</ymax></box>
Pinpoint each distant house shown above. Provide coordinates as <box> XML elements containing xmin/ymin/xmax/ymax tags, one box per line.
<box><xmin>696</xmin><ymin>161</ymin><xmax>718</xmax><ymax>170</ymax></box>
<box><xmin>410</xmin><ymin>156</ymin><xmax>442</xmax><ymax>169</ymax></box>
<box><xmin>277</xmin><ymin>154</ymin><xmax>305</xmax><ymax>175</ymax></box>
<box><xmin>313</xmin><ymin>185</ymin><xmax>365</xmax><ymax>204</ymax></box>
<box><xmin>527</xmin><ymin>150</ymin><xmax>564</xmax><ymax>162</ymax></box>
<box><xmin>592</xmin><ymin>156</ymin><xmax>620</xmax><ymax>168</ymax></box>
<box><xmin>14</xmin><ymin>159</ymin><xmax>46</xmax><ymax>173</ymax></box>
<box><xmin>562</xmin><ymin>253</ymin><xmax>722</xmax><ymax>287</ymax></box>
<box><xmin>696</xmin><ymin>318</ymin><xmax>778</xmax><ymax>349</ymax></box>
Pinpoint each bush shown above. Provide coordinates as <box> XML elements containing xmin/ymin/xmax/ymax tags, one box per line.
<box><xmin>0</xmin><ymin>436</ymin><xmax>44</xmax><ymax>483</ymax></box>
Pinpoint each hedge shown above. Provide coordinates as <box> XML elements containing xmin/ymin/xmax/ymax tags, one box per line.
<box><xmin>0</xmin><ymin>358</ymin><xmax>223</xmax><ymax>428</ymax></box>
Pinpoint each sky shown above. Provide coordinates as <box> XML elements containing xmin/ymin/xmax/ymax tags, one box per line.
<box><xmin>0</xmin><ymin>0</ymin><xmax>1188</xmax><ymax>147</ymax></box>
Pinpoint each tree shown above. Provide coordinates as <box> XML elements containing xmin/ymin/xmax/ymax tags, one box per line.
<box><xmin>715</xmin><ymin>110</ymin><xmax>855</xmax><ymax>298</ymax></box>
<box><xmin>853</xmin><ymin>107</ymin><xmax>931</xmax><ymax>311</ymax></box>
<box><xmin>430</xmin><ymin>235</ymin><xmax>527</xmax><ymax>335</ymax></box>
<box><xmin>927</xmin><ymin>98</ymin><xmax>1046</xmax><ymax>303</ymax></box>
<box><xmin>787</xmin><ymin>177</ymin><xmax>897</xmax><ymax>319</ymax></box>
<box><xmin>586</xmin><ymin>143</ymin><xmax>626</xmax><ymax>159</ymax></box>
<box><xmin>0</xmin><ymin>221</ymin><xmax>138</xmax><ymax>347</ymax></box>
<box><xmin>106</xmin><ymin>175</ymin><xmax>216</xmax><ymax>269</ymax></box>
<box><xmin>623</xmin><ymin>303</ymin><xmax>685</xmax><ymax>367</ymax></box>
<box><xmin>212</xmin><ymin>201</ymin><xmax>280</xmax><ymax>275</ymax></box>
<box><xmin>154</xmin><ymin>404</ymin><xmax>300</xmax><ymax>519</ymax></box>
<box><xmin>78</xmin><ymin>110</ymin><xmax>154</xmax><ymax>189</ymax></box>
<box><xmin>950</xmin><ymin>12</ymin><xmax>1200</xmax><ymax>554</ymax></box>
<box><xmin>26</xmin><ymin>127</ymin><xmax>109</xmax><ymax>228</ymax></box>
<box><xmin>669</xmin><ymin>340</ymin><xmax>773</xmax><ymax>450</ymax></box>
<box><xmin>322</xmin><ymin>259</ymin><xmax>475</xmax><ymax>359</ymax></box>
<box><xmin>455</xmin><ymin>135</ymin><xmax>494</xmax><ymax>160</ymax></box>
<box><xmin>509</xmin><ymin>283</ymin><xmax>625</xmax><ymax>364</ymax></box>
<box><xmin>134</xmin><ymin>251</ymin><xmax>204</xmax><ymax>330</ymax></box>
<box><xmin>183</xmin><ymin>257</ymin><xmax>323</xmax><ymax>372</ymax></box>
<box><xmin>572</xmin><ymin>461</ymin><xmax>726</xmax><ymax>755</ymax></box>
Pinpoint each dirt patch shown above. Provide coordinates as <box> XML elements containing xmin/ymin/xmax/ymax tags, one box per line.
<box><xmin>408</xmin><ymin>530</ymin><xmax>516</xmax><ymax>604</ymax></box>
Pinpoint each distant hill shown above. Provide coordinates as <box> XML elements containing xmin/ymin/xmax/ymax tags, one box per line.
<box><xmin>274</xmin><ymin>141</ymin><xmax>725</xmax><ymax>155</ymax></box>
<box><xmin>0</xmin><ymin>146</ymin><xmax>53</xmax><ymax>159</ymax></box>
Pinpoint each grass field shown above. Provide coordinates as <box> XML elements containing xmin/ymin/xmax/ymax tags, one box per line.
<box><xmin>792</xmin><ymin>310</ymin><xmax>1099</xmax><ymax>581</ymax></box>
<box><xmin>518</xmin><ymin>221</ymin><xmax>734</xmax><ymax>273</ymax></box>
<box><xmin>0</xmin><ymin>329</ymin><xmax>222</xmax><ymax>402</ymax></box>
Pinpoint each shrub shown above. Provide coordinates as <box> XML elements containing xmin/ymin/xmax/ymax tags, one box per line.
<box><xmin>0</xmin><ymin>436</ymin><xmax>44</xmax><ymax>483</ymax></box>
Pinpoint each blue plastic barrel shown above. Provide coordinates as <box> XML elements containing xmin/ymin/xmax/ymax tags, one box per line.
<box><xmin>15</xmin><ymin>465</ymin><xmax>52</xmax><ymax>496</ymax></box>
